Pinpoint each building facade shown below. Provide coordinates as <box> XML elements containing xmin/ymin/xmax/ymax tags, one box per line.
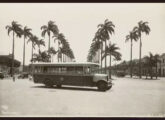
<box><xmin>0</xmin><ymin>54</ymin><xmax>21</xmax><ymax>75</ymax></box>
<box><xmin>157</xmin><ymin>53</ymin><xmax>165</xmax><ymax>77</ymax></box>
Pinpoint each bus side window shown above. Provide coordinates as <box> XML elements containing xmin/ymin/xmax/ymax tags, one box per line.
<box><xmin>84</xmin><ymin>67</ymin><xmax>90</xmax><ymax>74</ymax></box>
<box><xmin>67</xmin><ymin>67</ymin><xmax>75</xmax><ymax>74</ymax></box>
<box><xmin>43</xmin><ymin>67</ymin><xmax>48</xmax><ymax>73</ymax></box>
<box><xmin>75</xmin><ymin>67</ymin><xmax>83</xmax><ymax>74</ymax></box>
<box><xmin>61</xmin><ymin>67</ymin><xmax>67</xmax><ymax>73</ymax></box>
<box><xmin>34</xmin><ymin>66</ymin><xmax>37</xmax><ymax>73</ymax></box>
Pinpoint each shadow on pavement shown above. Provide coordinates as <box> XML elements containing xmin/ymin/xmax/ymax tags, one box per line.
<box><xmin>30</xmin><ymin>85</ymin><xmax>106</xmax><ymax>92</ymax></box>
<box><xmin>124</xmin><ymin>76</ymin><xmax>160</xmax><ymax>80</ymax></box>
<box><xmin>142</xmin><ymin>78</ymin><xmax>160</xmax><ymax>80</ymax></box>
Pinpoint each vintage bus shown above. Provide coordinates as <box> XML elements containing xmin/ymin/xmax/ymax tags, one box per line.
<box><xmin>29</xmin><ymin>62</ymin><xmax>112</xmax><ymax>91</ymax></box>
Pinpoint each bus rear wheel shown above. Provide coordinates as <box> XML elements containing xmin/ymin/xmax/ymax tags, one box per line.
<box><xmin>44</xmin><ymin>79</ymin><xmax>53</xmax><ymax>88</ymax></box>
<box><xmin>97</xmin><ymin>81</ymin><xmax>107</xmax><ymax>91</ymax></box>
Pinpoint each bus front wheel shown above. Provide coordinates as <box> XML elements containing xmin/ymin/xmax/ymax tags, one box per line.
<box><xmin>97</xmin><ymin>81</ymin><xmax>107</xmax><ymax>91</ymax></box>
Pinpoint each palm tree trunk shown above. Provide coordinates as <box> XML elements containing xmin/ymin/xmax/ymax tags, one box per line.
<box><xmin>61</xmin><ymin>53</ymin><xmax>62</xmax><ymax>62</ymax></box>
<box><xmin>105</xmin><ymin>40</ymin><xmax>107</xmax><ymax>74</ymax></box>
<box><xmin>63</xmin><ymin>54</ymin><xmax>64</xmax><ymax>62</ymax></box>
<box><xmin>51</xmin><ymin>54</ymin><xmax>53</xmax><ymax>62</ymax></box>
<box><xmin>98</xmin><ymin>50</ymin><xmax>100</xmax><ymax>64</ymax></box>
<box><xmin>31</xmin><ymin>42</ymin><xmax>33</xmax><ymax>64</ymax></box>
<box><xmin>160</xmin><ymin>62</ymin><xmax>161</xmax><ymax>77</ymax></box>
<box><xmin>150</xmin><ymin>66</ymin><xmax>153</xmax><ymax>79</ymax></box>
<box><xmin>156</xmin><ymin>63</ymin><xmax>158</xmax><ymax>79</ymax></box>
<box><xmin>64</xmin><ymin>54</ymin><xmax>65</xmax><ymax>62</ymax></box>
<box><xmin>48</xmin><ymin>33</ymin><xmax>51</xmax><ymax>62</ymax></box>
<box><xmin>58</xmin><ymin>41</ymin><xmax>59</xmax><ymax>62</ymax></box>
<box><xmin>23</xmin><ymin>36</ymin><xmax>25</xmax><ymax>72</ymax></box>
<box><xmin>130</xmin><ymin>40</ymin><xmax>133</xmax><ymax>78</ymax></box>
<box><xmin>101</xmin><ymin>43</ymin><xmax>103</xmax><ymax>73</ymax></box>
<box><xmin>11</xmin><ymin>31</ymin><xmax>15</xmax><ymax>78</ymax></box>
<box><xmin>48</xmin><ymin>33</ymin><xmax>50</xmax><ymax>50</ymax></box>
<box><xmin>109</xmin><ymin>53</ymin><xmax>112</xmax><ymax>79</ymax></box>
<box><xmin>139</xmin><ymin>35</ymin><xmax>142</xmax><ymax>78</ymax></box>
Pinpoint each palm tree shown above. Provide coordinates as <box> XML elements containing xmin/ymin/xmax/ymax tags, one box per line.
<box><xmin>125</xmin><ymin>29</ymin><xmax>139</xmax><ymax>77</ymax></box>
<box><xmin>27</xmin><ymin>35</ymin><xmax>39</xmax><ymax>63</ymax></box>
<box><xmin>37</xmin><ymin>39</ymin><xmax>45</xmax><ymax>52</ymax></box>
<box><xmin>6</xmin><ymin>21</ymin><xmax>23</xmax><ymax>77</ymax></box>
<box><xmin>144</xmin><ymin>52</ymin><xmax>155</xmax><ymax>79</ymax></box>
<box><xmin>153</xmin><ymin>54</ymin><xmax>160</xmax><ymax>79</ymax></box>
<box><xmin>41</xmin><ymin>20</ymin><xmax>59</xmax><ymax>50</ymax></box>
<box><xmin>97</xmin><ymin>19</ymin><xmax>115</xmax><ymax>73</ymax></box>
<box><xmin>53</xmin><ymin>33</ymin><xmax>65</xmax><ymax>62</ymax></box>
<box><xmin>93</xmin><ymin>29</ymin><xmax>104</xmax><ymax>70</ymax></box>
<box><xmin>22</xmin><ymin>26</ymin><xmax>32</xmax><ymax>71</ymax></box>
<box><xmin>33</xmin><ymin>50</ymin><xmax>51</xmax><ymax>63</ymax></box>
<box><xmin>48</xmin><ymin>47</ymin><xmax>57</xmax><ymax>62</ymax></box>
<box><xmin>60</xmin><ymin>40</ymin><xmax>69</xmax><ymax>62</ymax></box>
<box><xmin>102</xmin><ymin>43</ymin><xmax>121</xmax><ymax>79</ymax></box>
<box><xmin>134</xmin><ymin>21</ymin><xmax>150</xmax><ymax>78</ymax></box>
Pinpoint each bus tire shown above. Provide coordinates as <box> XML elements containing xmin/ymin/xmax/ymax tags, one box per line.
<box><xmin>44</xmin><ymin>79</ymin><xmax>53</xmax><ymax>87</ymax></box>
<box><xmin>97</xmin><ymin>81</ymin><xmax>107</xmax><ymax>91</ymax></box>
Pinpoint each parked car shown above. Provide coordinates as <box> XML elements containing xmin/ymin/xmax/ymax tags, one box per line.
<box><xmin>116</xmin><ymin>71</ymin><xmax>126</xmax><ymax>77</ymax></box>
<box><xmin>0</xmin><ymin>72</ymin><xmax>5</xmax><ymax>79</ymax></box>
<box><xmin>18</xmin><ymin>72</ymin><xmax>29</xmax><ymax>79</ymax></box>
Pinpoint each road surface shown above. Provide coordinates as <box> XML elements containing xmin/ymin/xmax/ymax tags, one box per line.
<box><xmin>0</xmin><ymin>76</ymin><xmax>165</xmax><ymax>117</ymax></box>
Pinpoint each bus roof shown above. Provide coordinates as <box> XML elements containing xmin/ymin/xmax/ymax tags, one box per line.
<box><xmin>30</xmin><ymin>62</ymin><xmax>99</xmax><ymax>67</ymax></box>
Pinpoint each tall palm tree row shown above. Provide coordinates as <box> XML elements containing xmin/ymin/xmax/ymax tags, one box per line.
<box><xmin>5</xmin><ymin>20</ymin><xmax>75</xmax><ymax>74</ymax></box>
<box><xmin>27</xmin><ymin>35</ymin><xmax>40</xmax><ymax>63</ymax></box>
<box><xmin>41</xmin><ymin>20</ymin><xmax>59</xmax><ymax>50</ymax></box>
<box><xmin>63</xmin><ymin>42</ymin><xmax>75</xmax><ymax>62</ymax></box>
<box><xmin>33</xmin><ymin>50</ymin><xmax>51</xmax><ymax>63</ymax></box>
<box><xmin>102</xmin><ymin>43</ymin><xmax>121</xmax><ymax>79</ymax></box>
<box><xmin>53</xmin><ymin>33</ymin><xmax>65</xmax><ymax>62</ymax></box>
<box><xmin>92</xmin><ymin>30</ymin><xmax>104</xmax><ymax>68</ymax></box>
<box><xmin>125</xmin><ymin>29</ymin><xmax>139</xmax><ymax>78</ymax></box>
<box><xmin>6</xmin><ymin>21</ymin><xmax>23</xmax><ymax>77</ymax></box>
<box><xmin>97</xmin><ymin>19</ymin><xmax>115</xmax><ymax>73</ymax></box>
<box><xmin>87</xmin><ymin>40</ymin><xmax>100</xmax><ymax>63</ymax></box>
<box><xmin>133</xmin><ymin>21</ymin><xmax>150</xmax><ymax>78</ymax></box>
<box><xmin>87</xmin><ymin>19</ymin><xmax>115</xmax><ymax>74</ymax></box>
<box><xmin>37</xmin><ymin>39</ymin><xmax>45</xmax><ymax>52</ymax></box>
<box><xmin>48</xmin><ymin>47</ymin><xmax>57</xmax><ymax>62</ymax></box>
<box><xmin>52</xmin><ymin>32</ymin><xmax>75</xmax><ymax>62</ymax></box>
<box><xmin>22</xmin><ymin>26</ymin><xmax>32</xmax><ymax>71</ymax></box>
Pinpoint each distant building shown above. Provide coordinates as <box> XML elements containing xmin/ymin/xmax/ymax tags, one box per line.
<box><xmin>114</xmin><ymin>53</ymin><xmax>165</xmax><ymax>77</ymax></box>
<box><xmin>0</xmin><ymin>54</ymin><xmax>21</xmax><ymax>75</ymax></box>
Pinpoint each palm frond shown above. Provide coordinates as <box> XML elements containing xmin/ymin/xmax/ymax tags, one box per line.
<box><xmin>41</xmin><ymin>25</ymin><xmax>47</xmax><ymax>30</ymax></box>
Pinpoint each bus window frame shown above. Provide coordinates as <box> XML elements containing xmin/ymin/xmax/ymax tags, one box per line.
<box><xmin>32</xmin><ymin>63</ymin><xmax>98</xmax><ymax>75</ymax></box>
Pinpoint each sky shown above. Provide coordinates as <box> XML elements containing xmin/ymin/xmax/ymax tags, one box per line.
<box><xmin>0</xmin><ymin>3</ymin><xmax>165</xmax><ymax>66</ymax></box>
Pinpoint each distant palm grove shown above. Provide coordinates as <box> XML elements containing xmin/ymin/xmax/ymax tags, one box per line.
<box><xmin>6</xmin><ymin>20</ymin><xmax>75</xmax><ymax>77</ymax></box>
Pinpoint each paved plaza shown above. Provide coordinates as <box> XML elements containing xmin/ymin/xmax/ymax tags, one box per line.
<box><xmin>0</xmin><ymin>76</ymin><xmax>165</xmax><ymax>117</ymax></box>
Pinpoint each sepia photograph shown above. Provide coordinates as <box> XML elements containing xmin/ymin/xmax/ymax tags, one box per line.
<box><xmin>0</xmin><ymin>3</ymin><xmax>165</xmax><ymax>117</ymax></box>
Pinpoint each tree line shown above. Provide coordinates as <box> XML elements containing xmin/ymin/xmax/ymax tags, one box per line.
<box><xmin>87</xmin><ymin>19</ymin><xmax>151</xmax><ymax>79</ymax></box>
<box><xmin>6</xmin><ymin>20</ymin><xmax>75</xmax><ymax>77</ymax></box>
<box><xmin>114</xmin><ymin>52</ymin><xmax>161</xmax><ymax>79</ymax></box>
